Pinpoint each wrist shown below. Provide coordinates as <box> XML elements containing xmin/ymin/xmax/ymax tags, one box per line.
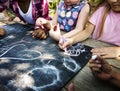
<box><xmin>108</xmin><ymin>70</ymin><xmax>120</xmax><ymax>87</ymax></box>
<box><xmin>70</xmin><ymin>38</ymin><xmax>74</xmax><ymax>45</ymax></box>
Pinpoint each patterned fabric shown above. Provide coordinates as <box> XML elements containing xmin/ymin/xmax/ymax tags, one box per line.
<box><xmin>57</xmin><ymin>1</ymin><xmax>85</xmax><ymax>32</ymax></box>
<box><xmin>0</xmin><ymin>0</ymin><xmax>50</xmax><ymax>23</ymax></box>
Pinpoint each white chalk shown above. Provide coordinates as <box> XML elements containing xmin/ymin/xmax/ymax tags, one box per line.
<box><xmin>62</xmin><ymin>36</ymin><xmax>67</xmax><ymax>52</ymax></box>
<box><xmin>91</xmin><ymin>55</ymin><xmax>97</xmax><ymax>60</ymax></box>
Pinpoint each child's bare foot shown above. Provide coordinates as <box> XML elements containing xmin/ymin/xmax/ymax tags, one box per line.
<box><xmin>0</xmin><ymin>28</ymin><xmax>6</xmax><ymax>36</ymax></box>
<box><xmin>68</xmin><ymin>83</ymin><xmax>75</xmax><ymax>91</ymax></box>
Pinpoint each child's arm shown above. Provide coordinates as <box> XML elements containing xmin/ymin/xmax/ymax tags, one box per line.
<box><xmin>35</xmin><ymin>7</ymin><xmax>58</xmax><ymax>31</ymax></box>
<box><xmin>89</xmin><ymin>56</ymin><xmax>120</xmax><ymax>88</ymax></box>
<box><xmin>50</xmin><ymin>7</ymin><xmax>58</xmax><ymax>27</ymax></box>
<box><xmin>91</xmin><ymin>47</ymin><xmax>120</xmax><ymax>59</ymax></box>
<box><xmin>59</xmin><ymin>22</ymin><xmax>95</xmax><ymax>50</ymax></box>
<box><xmin>49</xmin><ymin>8</ymin><xmax>61</xmax><ymax>41</ymax></box>
<box><xmin>49</xmin><ymin>24</ymin><xmax>61</xmax><ymax>41</ymax></box>
<box><xmin>71</xmin><ymin>22</ymin><xmax>94</xmax><ymax>43</ymax></box>
<box><xmin>33</xmin><ymin>8</ymin><xmax>59</xmax><ymax>40</ymax></box>
<box><xmin>63</xmin><ymin>4</ymin><xmax>90</xmax><ymax>38</ymax></box>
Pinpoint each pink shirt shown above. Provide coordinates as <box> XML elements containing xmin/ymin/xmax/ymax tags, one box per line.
<box><xmin>89</xmin><ymin>6</ymin><xmax>120</xmax><ymax>46</ymax></box>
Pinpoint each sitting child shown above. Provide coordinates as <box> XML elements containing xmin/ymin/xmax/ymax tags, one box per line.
<box><xmin>35</xmin><ymin>0</ymin><xmax>90</xmax><ymax>41</ymax></box>
<box><xmin>59</xmin><ymin>0</ymin><xmax>120</xmax><ymax>59</ymax></box>
<box><xmin>67</xmin><ymin>55</ymin><xmax>120</xmax><ymax>91</ymax></box>
<box><xmin>0</xmin><ymin>0</ymin><xmax>50</xmax><ymax>40</ymax></box>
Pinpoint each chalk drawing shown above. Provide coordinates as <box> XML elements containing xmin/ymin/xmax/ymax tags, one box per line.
<box><xmin>0</xmin><ymin>35</ymin><xmax>32</xmax><ymax>55</ymax></box>
<box><xmin>29</xmin><ymin>65</ymin><xmax>60</xmax><ymax>91</ymax></box>
<box><xmin>64</xmin><ymin>43</ymin><xmax>85</xmax><ymax>56</ymax></box>
<box><xmin>4</xmin><ymin>57</ymin><xmax>81</xmax><ymax>91</ymax></box>
<box><xmin>7</xmin><ymin>65</ymin><xmax>60</xmax><ymax>91</ymax></box>
<box><xmin>0</xmin><ymin>44</ymin><xmax>42</xmax><ymax>60</ymax></box>
<box><xmin>0</xmin><ymin>34</ymin><xmax>31</xmax><ymax>47</ymax></box>
<box><xmin>62</xmin><ymin>57</ymin><xmax>81</xmax><ymax>72</ymax></box>
<box><xmin>0</xmin><ymin>23</ymin><xmax>92</xmax><ymax>91</ymax></box>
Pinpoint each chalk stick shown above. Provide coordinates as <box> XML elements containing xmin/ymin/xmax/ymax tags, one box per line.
<box><xmin>91</xmin><ymin>55</ymin><xmax>97</xmax><ymax>60</ymax></box>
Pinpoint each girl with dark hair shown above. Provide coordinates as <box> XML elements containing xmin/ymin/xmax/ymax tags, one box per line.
<box><xmin>0</xmin><ymin>0</ymin><xmax>50</xmax><ymax>40</ymax></box>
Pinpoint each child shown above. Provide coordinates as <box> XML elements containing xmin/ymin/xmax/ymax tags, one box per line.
<box><xmin>35</xmin><ymin>0</ymin><xmax>90</xmax><ymax>41</ymax></box>
<box><xmin>0</xmin><ymin>0</ymin><xmax>50</xmax><ymax>39</ymax></box>
<box><xmin>67</xmin><ymin>56</ymin><xmax>120</xmax><ymax>91</ymax></box>
<box><xmin>89</xmin><ymin>56</ymin><xmax>120</xmax><ymax>88</ymax></box>
<box><xmin>59</xmin><ymin>0</ymin><xmax>120</xmax><ymax>59</ymax></box>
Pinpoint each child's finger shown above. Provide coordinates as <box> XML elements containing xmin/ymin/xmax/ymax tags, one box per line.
<box><xmin>89</xmin><ymin>63</ymin><xmax>101</xmax><ymax>70</ymax></box>
<box><xmin>53</xmin><ymin>25</ymin><xmax>57</xmax><ymax>31</ymax></box>
<box><xmin>92</xmin><ymin>67</ymin><xmax>101</xmax><ymax>72</ymax></box>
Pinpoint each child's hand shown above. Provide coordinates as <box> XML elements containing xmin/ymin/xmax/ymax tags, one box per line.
<box><xmin>13</xmin><ymin>17</ymin><xmax>21</xmax><ymax>22</ymax></box>
<box><xmin>89</xmin><ymin>56</ymin><xmax>112</xmax><ymax>81</ymax></box>
<box><xmin>0</xmin><ymin>27</ymin><xmax>6</xmax><ymax>36</ymax></box>
<box><xmin>32</xmin><ymin>28</ymin><xmax>48</xmax><ymax>40</ymax></box>
<box><xmin>36</xmin><ymin>18</ymin><xmax>50</xmax><ymax>30</ymax></box>
<box><xmin>49</xmin><ymin>24</ymin><xmax>61</xmax><ymax>41</ymax></box>
<box><xmin>12</xmin><ymin>17</ymin><xmax>24</xmax><ymax>24</ymax></box>
<box><xmin>91</xmin><ymin>47</ymin><xmax>120</xmax><ymax>59</ymax></box>
<box><xmin>59</xmin><ymin>37</ymin><xmax>73</xmax><ymax>50</ymax></box>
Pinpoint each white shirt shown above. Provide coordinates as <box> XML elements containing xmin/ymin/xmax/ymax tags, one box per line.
<box><xmin>18</xmin><ymin>0</ymin><xmax>34</xmax><ymax>24</ymax></box>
